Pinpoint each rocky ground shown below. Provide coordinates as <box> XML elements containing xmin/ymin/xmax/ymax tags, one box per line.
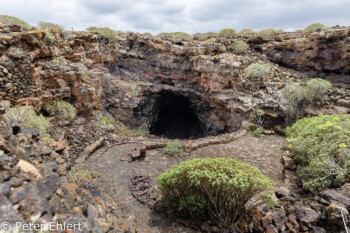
<box><xmin>1</xmin><ymin>23</ymin><xmax>350</xmax><ymax>232</ymax></box>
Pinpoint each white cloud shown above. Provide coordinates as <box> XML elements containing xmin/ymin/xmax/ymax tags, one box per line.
<box><xmin>0</xmin><ymin>0</ymin><xmax>349</xmax><ymax>34</ymax></box>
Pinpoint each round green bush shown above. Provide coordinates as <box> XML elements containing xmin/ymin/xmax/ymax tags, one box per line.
<box><xmin>203</xmin><ymin>37</ymin><xmax>216</xmax><ymax>43</ymax></box>
<box><xmin>218</xmin><ymin>28</ymin><xmax>237</xmax><ymax>38</ymax></box>
<box><xmin>157</xmin><ymin>158</ymin><xmax>275</xmax><ymax>226</ymax></box>
<box><xmin>244</xmin><ymin>63</ymin><xmax>271</xmax><ymax>81</ymax></box>
<box><xmin>287</xmin><ymin>114</ymin><xmax>350</xmax><ymax>191</ymax></box>
<box><xmin>193</xmin><ymin>32</ymin><xmax>217</xmax><ymax>40</ymax></box>
<box><xmin>87</xmin><ymin>27</ymin><xmax>118</xmax><ymax>41</ymax></box>
<box><xmin>304</xmin><ymin>78</ymin><xmax>332</xmax><ymax>101</ymax></box>
<box><xmin>239</xmin><ymin>29</ymin><xmax>255</xmax><ymax>35</ymax></box>
<box><xmin>256</xmin><ymin>29</ymin><xmax>283</xmax><ymax>37</ymax></box>
<box><xmin>231</xmin><ymin>40</ymin><xmax>249</xmax><ymax>53</ymax></box>
<box><xmin>45</xmin><ymin>100</ymin><xmax>77</xmax><ymax>120</ymax></box>
<box><xmin>304</xmin><ymin>23</ymin><xmax>330</xmax><ymax>32</ymax></box>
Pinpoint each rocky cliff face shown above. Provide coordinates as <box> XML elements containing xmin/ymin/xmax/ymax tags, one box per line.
<box><xmin>0</xmin><ymin>24</ymin><xmax>349</xmax><ymax>136</ymax></box>
<box><xmin>249</xmin><ymin>28</ymin><xmax>350</xmax><ymax>87</ymax></box>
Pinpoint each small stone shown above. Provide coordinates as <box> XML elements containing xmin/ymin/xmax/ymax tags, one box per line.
<box><xmin>326</xmin><ymin>203</ymin><xmax>349</xmax><ymax>228</ymax></box>
<box><xmin>282</xmin><ymin>156</ymin><xmax>297</xmax><ymax>170</ymax></box>
<box><xmin>276</xmin><ymin>186</ymin><xmax>290</xmax><ymax>198</ymax></box>
<box><xmin>295</xmin><ymin>205</ymin><xmax>319</xmax><ymax>227</ymax></box>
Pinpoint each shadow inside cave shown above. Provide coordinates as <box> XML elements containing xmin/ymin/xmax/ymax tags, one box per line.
<box><xmin>150</xmin><ymin>92</ymin><xmax>205</xmax><ymax>139</ymax></box>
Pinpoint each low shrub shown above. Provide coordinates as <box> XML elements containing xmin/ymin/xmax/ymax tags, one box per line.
<box><xmin>304</xmin><ymin>78</ymin><xmax>332</xmax><ymax>102</ymax></box>
<box><xmin>284</xmin><ymin>78</ymin><xmax>331</xmax><ymax>125</ymax></box>
<box><xmin>6</xmin><ymin>105</ymin><xmax>50</xmax><ymax>137</ymax></box>
<box><xmin>157</xmin><ymin>158</ymin><xmax>275</xmax><ymax>226</ymax></box>
<box><xmin>37</xmin><ymin>21</ymin><xmax>64</xmax><ymax>32</ymax></box>
<box><xmin>87</xmin><ymin>27</ymin><xmax>118</xmax><ymax>41</ymax></box>
<box><xmin>45</xmin><ymin>100</ymin><xmax>77</xmax><ymax>120</ymax></box>
<box><xmin>252</xmin><ymin>127</ymin><xmax>264</xmax><ymax>137</ymax></box>
<box><xmin>143</xmin><ymin>32</ymin><xmax>153</xmax><ymax>37</ymax></box>
<box><xmin>218</xmin><ymin>28</ymin><xmax>237</xmax><ymax>38</ymax></box>
<box><xmin>163</xmin><ymin>142</ymin><xmax>183</xmax><ymax>155</ymax></box>
<box><xmin>287</xmin><ymin>114</ymin><xmax>350</xmax><ymax>191</ymax></box>
<box><xmin>203</xmin><ymin>37</ymin><xmax>216</xmax><ymax>43</ymax></box>
<box><xmin>44</xmin><ymin>31</ymin><xmax>56</xmax><ymax>44</ymax></box>
<box><xmin>231</xmin><ymin>40</ymin><xmax>249</xmax><ymax>53</ymax></box>
<box><xmin>86</xmin><ymin>26</ymin><xmax>97</xmax><ymax>32</ymax></box>
<box><xmin>256</xmin><ymin>29</ymin><xmax>283</xmax><ymax>37</ymax></box>
<box><xmin>193</xmin><ymin>32</ymin><xmax>217</xmax><ymax>40</ymax></box>
<box><xmin>157</xmin><ymin>32</ymin><xmax>191</xmax><ymax>39</ymax></box>
<box><xmin>304</xmin><ymin>23</ymin><xmax>330</xmax><ymax>32</ymax></box>
<box><xmin>239</xmin><ymin>29</ymin><xmax>254</xmax><ymax>35</ymax></box>
<box><xmin>78</xmin><ymin>62</ymin><xmax>88</xmax><ymax>81</ymax></box>
<box><xmin>284</xmin><ymin>83</ymin><xmax>307</xmax><ymax>125</ymax></box>
<box><xmin>244</xmin><ymin>63</ymin><xmax>271</xmax><ymax>81</ymax></box>
<box><xmin>0</xmin><ymin>15</ymin><xmax>31</xmax><ymax>30</ymax></box>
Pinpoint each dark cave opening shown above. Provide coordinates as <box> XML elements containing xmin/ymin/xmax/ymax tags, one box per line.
<box><xmin>150</xmin><ymin>93</ymin><xmax>205</xmax><ymax>139</ymax></box>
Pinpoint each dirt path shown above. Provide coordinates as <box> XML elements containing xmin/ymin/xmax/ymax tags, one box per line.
<box><xmin>86</xmin><ymin>134</ymin><xmax>286</xmax><ymax>232</ymax></box>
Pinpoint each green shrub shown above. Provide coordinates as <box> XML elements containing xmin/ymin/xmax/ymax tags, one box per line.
<box><xmin>284</xmin><ymin>78</ymin><xmax>331</xmax><ymax>125</ymax></box>
<box><xmin>256</xmin><ymin>29</ymin><xmax>283</xmax><ymax>37</ymax></box>
<box><xmin>287</xmin><ymin>114</ymin><xmax>350</xmax><ymax>191</ymax></box>
<box><xmin>193</xmin><ymin>32</ymin><xmax>218</xmax><ymax>40</ymax></box>
<box><xmin>252</xmin><ymin>127</ymin><xmax>264</xmax><ymax>137</ymax></box>
<box><xmin>203</xmin><ymin>37</ymin><xmax>216</xmax><ymax>43</ymax></box>
<box><xmin>157</xmin><ymin>158</ymin><xmax>275</xmax><ymax>226</ymax></box>
<box><xmin>78</xmin><ymin>62</ymin><xmax>88</xmax><ymax>81</ymax></box>
<box><xmin>157</xmin><ymin>32</ymin><xmax>191</xmax><ymax>39</ymax></box>
<box><xmin>163</xmin><ymin>142</ymin><xmax>183</xmax><ymax>155</ymax></box>
<box><xmin>284</xmin><ymin>83</ymin><xmax>307</xmax><ymax>125</ymax></box>
<box><xmin>231</xmin><ymin>40</ymin><xmax>249</xmax><ymax>53</ymax></box>
<box><xmin>239</xmin><ymin>29</ymin><xmax>254</xmax><ymax>35</ymax></box>
<box><xmin>88</xmin><ymin>27</ymin><xmax>118</xmax><ymax>41</ymax></box>
<box><xmin>37</xmin><ymin>21</ymin><xmax>64</xmax><ymax>32</ymax></box>
<box><xmin>304</xmin><ymin>78</ymin><xmax>332</xmax><ymax>102</ymax></box>
<box><xmin>143</xmin><ymin>32</ymin><xmax>153</xmax><ymax>37</ymax></box>
<box><xmin>45</xmin><ymin>100</ymin><xmax>77</xmax><ymax>120</ymax></box>
<box><xmin>44</xmin><ymin>31</ymin><xmax>56</xmax><ymax>44</ymax></box>
<box><xmin>6</xmin><ymin>105</ymin><xmax>50</xmax><ymax>137</ymax></box>
<box><xmin>304</xmin><ymin>23</ymin><xmax>330</xmax><ymax>32</ymax></box>
<box><xmin>218</xmin><ymin>28</ymin><xmax>237</xmax><ymax>38</ymax></box>
<box><xmin>0</xmin><ymin>15</ymin><xmax>31</xmax><ymax>30</ymax></box>
<box><xmin>244</xmin><ymin>63</ymin><xmax>271</xmax><ymax>81</ymax></box>
<box><xmin>86</xmin><ymin>26</ymin><xmax>98</xmax><ymax>32</ymax></box>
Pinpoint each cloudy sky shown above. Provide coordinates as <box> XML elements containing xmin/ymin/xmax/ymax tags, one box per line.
<box><xmin>1</xmin><ymin>0</ymin><xmax>349</xmax><ymax>34</ymax></box>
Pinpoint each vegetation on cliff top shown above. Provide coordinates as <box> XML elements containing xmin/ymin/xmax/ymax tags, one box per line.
<box><xmin>157</xmin><ymin>158</ymin><xmax>275</xmax><ymax>226</ymax></box>
<box><xmin>304</xmin><ymin>23</ymin><xmax>330</xmax><ymax>32</ymax></box>
<box><xmin>37</xmin><ymin>21</ymin><xmax>64</xmax><ymax>32</ymax></box>
<box><xmin>218</xmin><ymin>28</ymin><xmax>237</xmax><ymax>38</ymax></box>
<box><xmin>86</xmin><ymin>26</ymin><xmax>118</xmax><ymax>41</ymax></box>
<box><xmin>0</xmin><ymin>15</ymin><xmax>31</xmax><ymax>30</ymax></box>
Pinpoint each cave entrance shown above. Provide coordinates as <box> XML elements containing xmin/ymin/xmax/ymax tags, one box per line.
<box><xmin>150</xmin><ymin>93</ymin><xmax>205</xmax><ymax>139</ymax></box>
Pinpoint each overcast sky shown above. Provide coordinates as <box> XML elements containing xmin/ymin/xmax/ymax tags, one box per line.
<box><xmin>1</xmin><ymin>0</ymin><xmax>349</xmax><ymax>34</ymax></box>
